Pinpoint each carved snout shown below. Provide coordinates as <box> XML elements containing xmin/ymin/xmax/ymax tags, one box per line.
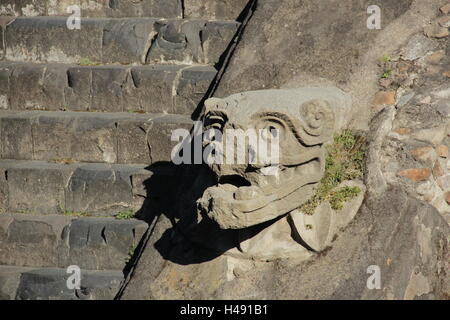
<box><xmin>204</xmin><ymin>97</ymin><xmax>227</xmax><ymax>113</ymax></box>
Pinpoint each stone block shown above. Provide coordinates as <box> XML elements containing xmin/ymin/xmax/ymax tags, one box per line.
<box><xmin>6</xmin><ymin>162</ymin><xmax>72</xmax><ymax>214</ymax></box>
<box><xmin>31</xmin><ymin>112</ymin><xmax>118</xmax><ymax>163</ymax></box>
<box><xmin>184</xmin><ymin>0</ymin><xmax>249</xmax><ymax>20</ymax></box>
<box><xmin>102</xmin><ymin>18</ymin><xmax>156</xmax><ymax>64</ymax></box>
<box><xmin>116</xmin><ymin>117</ymin><xmax>152</xmax><ymax>164</ymax></box>
<box><xmin>15</xmin><ymin>268</ymin><xmax>123</xmax><ymax>300</ymax></box>
<box><xmin>5</xmin><ymin>17</ymin><xmax>106</xmax><ymax>64</ymax></box>
<box><xmin>0</xmin><ymin>168</ymin><xmax>7</xmax><ymax>213</ymax></box>
<box><xmin>146</xmin><ymin>114</ymin><xmax>193</xmax><ymax>164</ymax></box>
<box><xmin>8</xmin><ymin>63</ymin><xmax>46</xmax><ymax>110</ymax></box>
<box><xmin>173</xmin><ymin>66</ymin><xmax>217</xmax><ymax>114</ymax></box>
<box><xmin>64</xmin><ymin>67</ymin><xmax>93</xmax><ymax>111</ymax></box>
<box><xmin>0</xmin><ymin>214</ymin><xmax>72</xmax><ymax>267</ymax></box>
<box><xmin>65</xmin><ymin>164</ymin><xmax>144</xmax><ymax>215</ymax></box>
<box><xmin>64</xmin><ymin>218</ymin><xmax>147</xmax><ymax>270</ymax></box>
<box><xmin>0</xmin><ymin>112</ymin><xmax>34</xmax><ymax>160</ymax></box>
<box><xmin>0</xmin><ymin>62</ymin><xmax>14</xmax><ymax>110</ymax></box>
<box><xmin>202</xmin><ymin>21</ymin><xmax>240</xmax><ymax>65</ymax></box>
<box><xmin>0</xmin><ymin>266</ymin><xmax>32</xmax><ymax>300</ymax></box>
<box><xmin>90</xmin><ymin>66</ymin><xmax>128</xmax><ymax>112</ymax></box>
<box><xmin>129</xmin><ymin>65</ymin><xmax>181</xmax><ymax>113</ymax></box>
<box><xmin>146</xmin><ymin>20</ymin><xmax>239</xmax><ymax>65</ymax></box>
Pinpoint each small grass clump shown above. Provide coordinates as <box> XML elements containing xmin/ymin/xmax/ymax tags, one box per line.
<box><xmin>114</xmin><ymin>209</ymin><xmax>135</xmax><ymax>220</ymax></box>
<box><xmin>78</xmin><ymin>57</ymin><xmax>97</xmax><ymax>66</ymax></box>
<box><xmin>125</xmin><ymin>244</ymin><xmax>137</xmax><ymax>264</ymax></box>
<box><xmin>381</xmin><ymin>54</ymin><xmax>391</xmax><ymax>63</ymax></box>
<box><xmin>300</xmin><ymin>130</ymin><xmax>365</xmax><ymax>215</ymax></box>
<box><xmin>51</xmin><ymin>158</ymin><xmax>76</xmax><ymax>165</ymax></box>
<box><xmin>380</xmin><ymin>68</ymin><xmax>393</xmax><ymax>79</ymax></box>
<box><xmin>379</xmin><ymin>55</ymin><xmax>393</xmax><ymax>79</ymax></box>
<box><xmin>63</xmin><ymin>211</ymin><xmax>90</xmax><ymax>217</ymax></box>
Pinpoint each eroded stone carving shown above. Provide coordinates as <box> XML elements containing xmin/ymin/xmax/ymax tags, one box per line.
<box><xmin>178</xmin><ymin>87</ymin><xmax>364</xmax><ymax>260</ymax></box>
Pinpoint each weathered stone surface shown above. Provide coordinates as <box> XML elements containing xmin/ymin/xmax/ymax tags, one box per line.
<box><xmin>65</xmin><ymin>218</ymin><xmax>147</xmax><ymax>270</ymax></box>
<box><xmin>398</xmin><ymin>168</ymin><xmax>432</xmax><ymax>182</ymax></box>
<box><xmin>0</xmin><ymin>0</ymin><xmax>45</xmax><ymax>16</ymax></box>
<box><xmin>437</xmin><ymin>145</ymin><xmax>449</xmax><ymax>158</ymax></box>
<box><xmin>440</xmin><ymin>3</ymin><xmax>450</xmax><ymax>14</ymax></box>
<box><xmin>5</xmin><ymin>17</ymin><xmax>239</xmax><ymax>65</ymax></box>
<box><xmin>0</xmin><ymin>111</ymin><xmax>193</xmax><ymax>164</ymax></box>
<box><xmin>0</xmin><ymin>112</ymin><xmax>34</xmax><ymax>160</ymax></box>
<box><xmin>411</xmin><ymin>146</ymin><xmax>437</xmax><ymax>165</ymax></box>
<box><xmin>0</xmin><ymin>63</ymin><xmax>14</xmax><ymax>110</ymax></box>
<box><xmin>173</xmin><ymin>66</ymin><xmax>218</xmax><ymax>114</ymax></box>
<box><xmin>146</xmin><ymin>20</ymin><xmax>239</xmax><ymax>65</ymax></box>
<box><xmin>400</xmin><ymin>34</ymin><xmax>439</xmax><ymax>61</ymax></box>
<box><xmin>117</xmin><ymin>214</ymin><xmax>173</xmax><ymax>300</ymax></box>
<box><xmin>1</xmin><ymin>0</ymin><xmax>182</xmax><ymax>18</ymax></box>
<box><xmin>146</xmin><ymin>114</ymin><xmax>194</xmax><ymax>164</ymax></box>
<box><xmin>129</xmin><ymin>65</ymin><xmax>180</xmax><ymax>114</ymax></box>
<box><xmin>0</xmin><ymin>266</ymin><xmax>33</xmax><ymax>300</ymax></box>
<box><xmin>0</xmin><ymin>213</ymin><xmax>147</xmax><ymax>270</ymax></box>
<box><xmin>424</xmin><ymin>23</ymin><xmax>450</xmax><ymax>39</ymax></box>
<box><xmin>15</xmin><ymin>268</ymin><xmax>123</xmax><ymax>300</ymax></box>
<box><xmin>5</xmin><ymin>17</ymin><xmax>106</xmax><ymax>64</ymax></box>
<box><xmin>31</xmin><ymin>112</ymin><xmax>118</xmax><ymax>164</ymax></box>
<box><xmin>184</xmin><ymin>0</ymin><xmax>250</xmax><ymax>20</ymax></box>
<box><xmin>0</xmin><ymin>62</ymin><xmax>216</xmax><ymax>114</ymax></box>
<box><xmin>66</xmin><ymin>164</ymin><xmax>138</xmax><ymax>215</ymax></box>
<box><xmin>214</xmin><ymin>0</ymin><xmax>415</xmax><ymax>97</ymax></box>
<box><xmin>2</xmin><ymin>161</ymin><xmax>72</xmax><ymax>214</ymax></box>
<box><xmin>0</xmin><ymin>160</ymin><xmax>171</xmax><ymax>215</ymax></box>
<box><xmin>373</xmin><ymin>91</ymin><xmax>396</xmax><ymax>106</ymax></box>
<box><xmin>0</xmin><ymin>0</ymin><xmax>248</xmax><ymax>20</ymax></box>
<box><xmin>0</xmin><ymin>168</ymin><xmax>7</xmax><ymax>213</ymax></box>
<box><xmin>102</xmin><ymin>18</ymin><xmax>156</xmax><ymax>64</ymax></box>
<box><xmin>51</xmin><ymin>0</ymin><xmax>182</xmax><ymax>18</ymax></box>
<box><xmin>0</xmin><ymin>214</ymin><xmax>72</xmax><ymax>267</ymax></box>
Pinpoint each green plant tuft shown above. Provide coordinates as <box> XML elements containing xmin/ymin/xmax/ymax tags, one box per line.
<box><xmin>381</xmin><ymin>68</ymin><xmax>392</xmax><ymax>79</ymax></box>
<box><xmin>299</xmin><ymin>130</ymin><xmax>365</xmax><ymax>215</ymax></box>
<box><xmin>114</xmin><ymin>209</ymin><xmax>135</xmax><ymax>220</ymax></box>
<box><xmin>78</xmin><ymin>57</ymin><xmax>97</xmax><ymax>66</ymax></box>
<box><xmin>63</xmin><ymin>211</ymin><xmax>90</xmax><ymax>217</ymax></box>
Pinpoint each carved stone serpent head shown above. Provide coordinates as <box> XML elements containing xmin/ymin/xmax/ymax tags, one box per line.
<box><xmin>197</xmin><ymin>88</ymin><xmax>352</xmax><ymax>230</ymax></box>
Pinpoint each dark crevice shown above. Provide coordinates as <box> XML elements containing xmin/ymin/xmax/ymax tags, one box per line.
<box><xmin>287</xmin><ymin>214</ymin><xmax>318</xmax><ymax>253</ymax></box>
<box><xmin>191</xmin><ymin>0</ymin><xmax>258</xmax><ymax>120</ymax></box>
<box><xmin>180</xmin><ymin>0</ymin><xmax>185</xmax><ymax>19</ymax></box>
<box><xmin>115</xmin><ymin>215</ymin><xmax>159</xmax><ymax>300</ymax></box>
<box><xmin>100</xmin><ymin>226</ymin><xmax>107</xmax><ymax>245</ymax></box>
<box><xmin>66</xmin><ymin>70</ymin><xmax>73</xmax><ymax>88</ymax></box>
<box><xmin>218</xmin><ymin>175</ymin><xmax>251</xmax><ymax>187</ymax></box>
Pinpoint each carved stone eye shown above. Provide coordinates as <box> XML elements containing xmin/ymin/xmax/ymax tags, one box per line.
<box><xmin>300</xmin><ymin>100</ymin><xmax>332</xmax><ymax>136</ymax></box>
<box><xmin>203</xmin><ymin>112</ymin><xmax>227</xmax><ymax>132</ymax></box>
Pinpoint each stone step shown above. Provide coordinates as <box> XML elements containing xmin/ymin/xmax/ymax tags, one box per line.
<box><xmin>0</xmin><ymin>62</ymin><xmax>217</xmax><ymax>114</ymax></box>
<box><xmin>0</xmin><ymin>0</ymin><xmax>249</xmax><ymax>20</ymax></box>
<box><xmin>0</xmin><ymin>265</ymin><xmax>123</xmax><ymax>300</ymax></box>
<box><xmin>0</xmin><ymin>214</ymin><xmax>147</xmax><ymax>270</ymax></box>
<box><xmin>0</xmin><ymin>110</ymin><xmax>192</xmax><ymax>164</ymax></box>
<box><xmin>3</xmin><ymin>16</ymin><xmax>239</xmax><ymax>65</ymax></box>
<box><xmin>0</xmin><ymin>160</ymin><xmax>178</xmax><ymax>215</ymax></box>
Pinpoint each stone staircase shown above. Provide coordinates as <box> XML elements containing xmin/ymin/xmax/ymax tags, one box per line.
<box><xmin>0</xmin><ymin>0</ymin><xmax>248</xmax><ymax>299</ymax></box>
